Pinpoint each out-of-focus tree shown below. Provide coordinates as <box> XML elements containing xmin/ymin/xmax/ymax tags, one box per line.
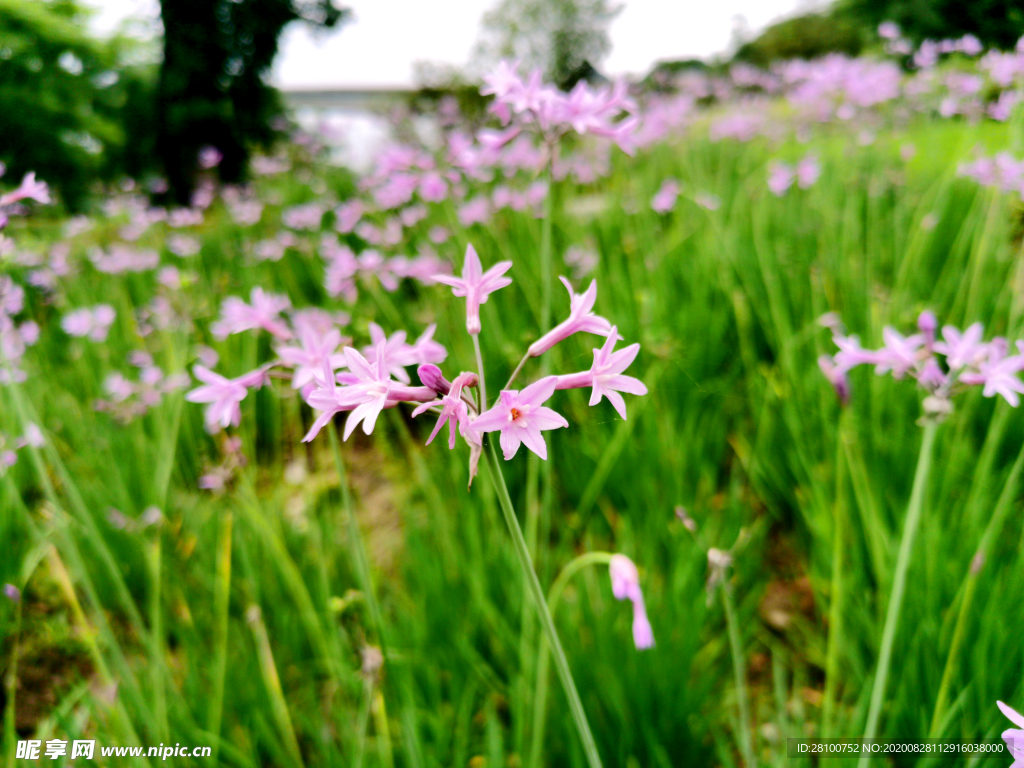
<box><xmin>0</xmin><ymin>0</ymin><xmax>158</xmax><ymax>210</ymax></box>
<box><xmin>733</xmin><ymin>12</ymin><xmax>865</xmax><ymax>67</ymax></box>
<box><xmin>473</xmin><ymin>0</ymin><xmax>621</xmax><ymax>90</ymax></box>
<box><xmin>836</xmin><ymin>0</ymin><xmax>1024</xmax><ymax>50</ymax></box>
<box><xmin>157</xmin><ymin>0</ymin><xmax>349</xmax><ymax>204</ymax></box>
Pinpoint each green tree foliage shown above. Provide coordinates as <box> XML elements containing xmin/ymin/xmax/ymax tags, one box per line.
<box><xmin>837</xmin><ymin>0</ymin><xmax>1024</xmax><ymax>50</ymax></box>
<box><xmin>733</xmin><ymin>12</ymin><xmax>865</xmax><ymax>68</ymax></box>
<box><xmin>0</xmin><ymin>0</ymin><xmax>158</xmax><ymax>210</ymax></box>
<box><xmin>157</xmin><ymin>0</ymin><xmax>348</xmax><ymax>204</ymax></box>
<box><xmin>474</xmin><ymin>0</ymin><xmax>621</xmax><ymax>90</ymax></box>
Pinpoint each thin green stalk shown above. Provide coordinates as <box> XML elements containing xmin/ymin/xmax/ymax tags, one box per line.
<box><xmin>473</xmin><ymin>334</ymin><xmax>489</xmax><ymax>412</ymax></box>
<box><xmin>540</xmin><ymin>161</ymin><xmax>554</xmax><ymax>336</ymax></box>
<box><xmin>328</xmin><ymin>421</ymin><xmax>424</xmax><ymax>768</ymax></box>
<box><xmin>207</xmin><ymin>509</ymin><xmax>233</xmax><ymax>759</ymax></box>
<box><xmin>328</xmin><ymin>423</ymin><xmax>385</xmax><ymax>647</ymax></box>
<box><xmin>4</xmin><ymin>590</ymin><xmax>22</xmax><ymax>765</ymax></box>
<box><xmin>372</xmin><ymin>690</ymin><xmax>396</xmax><ymax>768</ymax></box>
<box><xmin>529</xmin><ymin>552</ymin><xmax>614</xmax><ymax>768</ymax></box>
<box><xmin>858</xmin><ymin>420</ymin><xmax>939</xmax><ymax>768</ymax></box>
<box><xmin>822</xmin><ymin>416</ymin><xmax>848</xmax><ymax>737</ymax></box>
<box><xmin>504</xmin><ymin>350</ymin><xmax>532</xmax><ymax>391</ymax></box>
<box><xmin>516</xmin><ymin>453</ymin><xmax>542</xmax><ymax>757</ymax></box>
<box><xmin>519</xmin><ymin>158</ymin><xmax>555</xmax><ymax>760</ymax></box>
<box><xmin>147</xmin><ymin>535</ymin><xmax>166</xmax><ymax>744</ymax></box>
<box><xmin>929</xmin><ymin>439</ymin><xmax>1024</xmax><ymax>736</ymax></box>
<box><xmin>248</xmin><ymin>605</ymin><xmax>305</xmax><ymax>767</ymax></box>
<box><xmin>354</xmin><ymin>677</ymin><xmax>373</xmax><ymax>768</ymax></box>
<box><xmin>237</xmin><ymin>476</ymin><xmax>338</xmax><ymax>671</ymax></box>
<box><xmin>723</xmin><ymin>582</ymin><xmax>755</xmax><ymax>768</ymax></box>
<box><xmin>483</xmin><ymin>443</ymin><xmax>603</xmax><ymax>768</ymax></box>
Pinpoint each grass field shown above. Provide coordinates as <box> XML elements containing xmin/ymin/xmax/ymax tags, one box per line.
<box><xmin>2</xmin><ymin>72</ymin><xmax>1024</xmax><ymax>768</ymax></box>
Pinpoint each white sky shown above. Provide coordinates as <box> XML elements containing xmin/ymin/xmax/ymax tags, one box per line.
<box><xmin>86</xmin><ymin>0</ymin><xmax>822</xmax><ymax>88</ymax></box>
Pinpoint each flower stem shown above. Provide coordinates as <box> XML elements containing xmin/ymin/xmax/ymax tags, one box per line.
<box><xmin>858</xmin><ymin>419</ymin><xmax>939</xmax><ymax>768</ymax></box>
<box><xmin>822</xmin><ymin>417</ymin><xmax>849</xmax><ymax>737</ymax></box>
<box><xmin>248</xmin><ymin>605</ymin><xmax>305</xmax><ymax>767</ymax></box>
<box><xmin>483</xmin><ymin>443</ymin><xmax>603</xmax><ymax>768</ymax></box>
<box><xmin>929</xmin><ymin>438</ymin><xmax>1024</xmax><ymax>736</ymax></box>
<box><xmin>207</xmin><ymin>508</ymin><xmax>233</xmax><ymax>760</ymax></box>
<box><xmin>354</xmin><ymin>676</ymin><xmax>373</xmax><ymax>768</ymax></box>
<box><xmin>329</xmin><ymin>420</ymin><xmax>425</xmax><ymax>768</ymax></box>
<box><xmin>504</xmin><ymin>350</ymin><xmax>532</xmax><ymax>391</ymax></box>
<box><xmin>3</xmin><ymin>583</ymin><xmax>22</xmax><ymax>765</ymax></box>
<box><xmin>329</xmin><ymin>421</ymin><xmax>386</xmax><ymax>651</ymax></box>
<box><xmin>540</xmin><ymin>164</ymin><xmax>554</xmax><ymax>336</ymax></box>
<box><xmin>723</xmin><ymin>581</ymin><xmax>756</xmax><ymax>768</ymax></box>
<box><xmin>473</xmin><ymin>334</ymin><xmax>489</xmax><ymax>411</ymax></box>
<box><xmin>528</xmin><ymin>552</ymin><xmax>614</xmax><ymax>768</ymax></box>
<box><xmin>147</xmin><ymin>535</ymin><xmax>167</xmax><ymax>743</ymax></box>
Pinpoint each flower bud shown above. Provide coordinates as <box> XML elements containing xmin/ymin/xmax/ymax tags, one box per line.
<box><xmin>417</xmin><ymin>364</ymin><xmax>451</xmax><ymax>395</ymax></box>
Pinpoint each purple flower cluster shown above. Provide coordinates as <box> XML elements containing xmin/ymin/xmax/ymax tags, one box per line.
<box><xmin>96</xmin><ymin>352</ymin><xmax>190</xmax><ymax>423</ymax></box>
<box><xmin>61</xmin><ymin>305</ymin><xmax>116</xmax><ymax>342</ymax></box>
<box><xmin>767</xmin><ymin>155</ymin><xmax>821</xmax><ymax>196</ymax></box>
<box><xmin>0</xmin><ymin>276</ymin><xmax>40</xmax><ymax>384</ymax></box>
<box><xmin>959</xmin><ymin>153</ymin><xmax>1024</xmax><ymax>198</ymax></box>
<box><xmin>181</xmin><ymin>243</ymin><xmax>646</xmax><ymax>488</ymax></box>
<box><xmin>480</xmin><ymin>61</ymin><xmax>639</xmax><ymax>154</ymax></box>
<box><xmin>819</xmin><ymin>311</ymin><xmax>1024</xmax><ymax>410</ymax></box>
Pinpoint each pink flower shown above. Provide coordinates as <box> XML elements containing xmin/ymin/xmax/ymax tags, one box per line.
<box><xmin>167</xmin><ymin>234</ymin><xmax>201</xmax><ymax>257</ymax></box>
<box><xmin>458</xmin><ymin>197</ymin><xmax>491</xmax><ymax>227</ymax></box>
<box><xmin>411</xmin><ymin>371</ymin><xmax>479</xmax><ymax>449</ymax></box>
<box><xmin>211</xmin><ymin>287</ymin><xmax>292</xmax><ymax>340</ymax></box>
<box><xmin>874</xmin><ymin>327</ymin><xmax>924</xmax><ymax>378</ymax></box>
<box><xmin>302</xmin><ymin>344</ymin><xmax>433</xmax><ymax>442</ymax></box>
<box><xmin>334</xmin><ymin>200</ymin><xmax>364</xmax><ymax>233</ymax></box>
<box><xmin>878</xmin><ymin>21</ymin><xmax>901</xmax><ymax>40</ymax></box>
<box><xmin>362</xmin><ymin>322</ymin><xmax>448</xmax><ymax>377</ymax></box>
<box><xmin>960</xmin><ymin>342</ymin><xmax>1024</xmax><ymax>406</ymax></box>
<box><xmin>61</xmin><ymin>305</ymin><xmax>116</xmax><ymax>342</ymax></box>
<box><xmin>818</xmin><ymin>355</ymin><xmax>851</xmax><ymax>403</ymax></box>
<box><xmin>418</xmin><ymin>172</ymin><xmax>448</xmax><ymax>202</ymax></box>
<box><xmin>363</xmin><ymin>323</ymin><xmax>416</xmax><ymax>383</ymax></box>
<box><xmin>168</xmin><ymin>208</ymin><xmax>203</xmax><ymax>228</ymax></box>
<box><xmin>276</xmin><ymin>325</ymin><xmax>347</xmax><ymax>390</ymax></box>
<box><xmin>555</xmin><ymin>327</ymin><xmax>647</xmax><ymax>419</ymax></box>
<box><xmin>198</xmin><ymin>146</ymin><xmax>223</xmax><ymax>169</ymax></box>
<box><xmin>417</xmin><ymin>364</ymin><xmax>452</xmax><ymax>395</ymax></box>
<box><xmin>796</xmin><ymin>155</ymin><xmax>821</xmax><ymax>188</ymax></box>
<box><xmin>831</xmin><ymin>333</ymin><xmax>880</xmax><ymax>372</ymax></box>
<box><xmin>186</xmin><ymin>366</ymin><xmax>268</xmax><ymax>432</ymax></box>
<box><xmin>0</xmin><ymin>172</ymin><xmax>50</xmax><ymax>207</ymax></box>
<box><xmin>283</xmin><ymin>203</ymin><xmax>326</xmax><ymax>231</ymax></box>
<box><xmin>470</xmin><ymin>376</ymin><xmax>568</xmax><ymax>460</ymax></box>
<box><xmin>302</xmin><ymin>350</ymin><xmax>384</xmax><ymax>442</ymax></box>
<box><xmin>768</xmin><ymin>162</ymin><xmax>795</xmax><ymax>196</ymax></box>
<box><xmin>481</xmin><ymin>59</ymin><xmax>525</xmax><ymax>104</ymax></box>
<box><xmin>997</xmin><ymin>701</ymin><xmax>1024</xmax><ymax>765</ymax></box>
<box><xmin>609</xmin><ymin>554</ymin><xmax>655</xmax><ymax>650</ymax></box>
<box><xmin>408</xmin><ymin>324</ymin><xmax>448</xmax><ymax>366</ymax></box>
<box><xmin>934</xmin><ymin>323</ymin><xmax>986</xmax><ymax>369</ymax></box>
<box><xmin>528</xmin><ymin>277</ymin><xmax>616</xmax><ymax>357</ymax></box>
<box><xmin>323</xmin><ymin>241</ymin><xmax>359</xmax><ymax>302</ymax></box>
<box><xmin>434</xmin><ymin>244</ymin><xmax>513</xmax><ymax>335</ymax></box>
<box><xmin>651</xmin><ymin>179</ymin><xmax>680</xmax><ymax>213</ymax></box>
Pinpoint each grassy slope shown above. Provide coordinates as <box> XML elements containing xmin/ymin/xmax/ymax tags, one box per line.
<box><xmin>2</xmin><ymin>115</ymin><xmax>1024</xmax><ymax>767</ymax></box>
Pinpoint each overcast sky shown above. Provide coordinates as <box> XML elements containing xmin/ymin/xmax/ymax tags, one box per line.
<box><xmin>87</xmin><ymin>0</ymin><xmax>820</xmax><ymax>88</ymax></box>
